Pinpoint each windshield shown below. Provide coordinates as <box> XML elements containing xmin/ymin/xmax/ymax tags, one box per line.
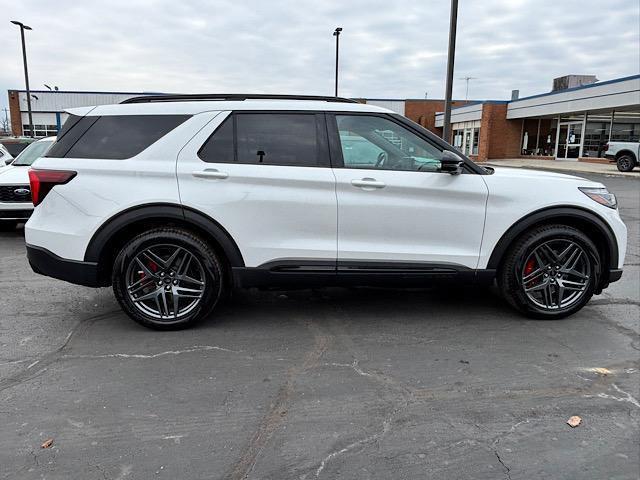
<box><xmin>12</xmin><ymin>140</ymin><xmax>55</xmax><ymax>166</ymax></box>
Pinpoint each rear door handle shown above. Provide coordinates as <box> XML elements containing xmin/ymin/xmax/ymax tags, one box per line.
<box><xmin>192</xmin><ymin>168</ymin><xmax>229</xmax><ymax>179</ymax></box>
<box><xmin>351</xmin><ymin>178</ymin><xmax>386</xmax><ymax>189</ymax></box>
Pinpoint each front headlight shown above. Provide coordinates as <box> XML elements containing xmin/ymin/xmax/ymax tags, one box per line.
<box><xmin>579</xmin><ymin>187</ymin><xmax>617</xmax><ymax>209</ymax></box>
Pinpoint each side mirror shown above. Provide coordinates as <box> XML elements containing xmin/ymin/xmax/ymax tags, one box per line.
<box><xmin>4</xmin><ymin>158</ymin><xmax>12</xmax><ymax>166</ymax></box>
<box><xmin>440</xmin><ymin>150</ymin><xmax>464</xmax><ymax>175</ymax></box>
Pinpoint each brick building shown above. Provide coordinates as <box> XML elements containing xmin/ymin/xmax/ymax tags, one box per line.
<box><xmin>7</xmin><ymin>74</ymin><xmax>640</xmax><ymax>164</ymax></box>
<box><xmin>368</xmin><ymin>74</ymin><xmax>640</xmax><ymax>162</ymax></box>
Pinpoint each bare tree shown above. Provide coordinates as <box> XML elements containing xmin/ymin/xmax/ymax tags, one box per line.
<box><xmin>1</xmin><ymin>108</ymin><xmax>10</xmax><ymax>134</ymax></box>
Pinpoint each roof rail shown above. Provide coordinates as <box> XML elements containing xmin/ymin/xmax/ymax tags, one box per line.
<box><xmin>121</xmin><ymin>94</ymin><xmax>358</xmax><ymax>104</ymax></box>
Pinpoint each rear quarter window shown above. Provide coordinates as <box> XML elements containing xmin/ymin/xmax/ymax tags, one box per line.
<box><xmin>46</xmin><ymin>114</ymin><xmax>190</xmax><ymax>159</ymax></box>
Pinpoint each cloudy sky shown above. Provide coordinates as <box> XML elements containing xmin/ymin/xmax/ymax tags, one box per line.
<box><xmin>1</xmin><ymin>0</ymin><xmax>638</xmax><ymax>111</ymax></box>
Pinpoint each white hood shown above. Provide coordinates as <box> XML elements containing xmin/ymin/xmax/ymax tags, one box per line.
<box><xmin>487</xmin><ymin>166</ymin><xmax>602</xmax><ymax>186</ymax></box>
<box><xmin>0</xmin><ymin>165</ymin><xmax>30</xmax><ymax>186</ymax></box>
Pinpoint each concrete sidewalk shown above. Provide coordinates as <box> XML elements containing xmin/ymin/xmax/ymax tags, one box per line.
<box><xmin>486</xmin><ymin>158</ymin><xmax>640</xmax><ymax>178</ymax></box>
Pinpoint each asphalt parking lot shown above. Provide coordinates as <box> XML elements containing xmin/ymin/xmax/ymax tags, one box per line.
<box><xmin>0</xmin><ymin>173</ymin><xmax>638</xmax><ymax>480</ymax></box>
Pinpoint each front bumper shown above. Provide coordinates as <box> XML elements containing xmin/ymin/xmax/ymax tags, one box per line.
<box><xmin>0</xmin><ymin>202</ymin><xmax>33</xmax><ymax>220</ymax></box>
<box><xmin>26</xmin><ymin>244</ymin><xmax>101</xmax><ymax>287</ymax></box>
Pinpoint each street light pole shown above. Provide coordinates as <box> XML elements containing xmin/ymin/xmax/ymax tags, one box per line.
<box><xmin>333</xmin><ymin>27</ymin><xmax>342</xmax><ymax>97</ymax></box>
<box><xmin>11</xmin><ymin>20</ymin><xmax>34</xmax><ymax>138</ymax></box>
<box><xmin>442</xmin><ymin>0</ymin><xmax>458</xmax><ymax>143</ymax></box>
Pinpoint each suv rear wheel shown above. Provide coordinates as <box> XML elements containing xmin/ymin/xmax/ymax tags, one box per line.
<box><xmin>499</xmin><ymin>224</ymin><xmax>600</xmax><ymax>319</ymax></box>
<box><xmin>616</xmin><ymin>154</ymin><xmax>635</xmax><ymax>172</ymax></box>
<box><xmin>112</xmin><ymin>227</ymin><xmax>223</xmax><ymax>329</ymax></box>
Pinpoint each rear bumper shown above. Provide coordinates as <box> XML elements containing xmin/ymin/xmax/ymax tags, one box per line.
<box><xmin>26</xmin><ymin>244</ymin><xmax>101</xmax><ymax>287</ymax></box>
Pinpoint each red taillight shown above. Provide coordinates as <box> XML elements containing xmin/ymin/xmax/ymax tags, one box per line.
<box><xmin>28</xmin><ymin>169</ymin><xmax>77</xmax><ymax>206</ymax></box>
<box><xmin>604</xmin><ymin>143</ymin><xmax>609</xmax><ymax>152</ymax></box>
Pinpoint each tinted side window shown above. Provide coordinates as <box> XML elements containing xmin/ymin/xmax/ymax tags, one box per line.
<box><xmin>56</xmin><ymin>114</ymin><xmax>82</xmax><ymax>140</ymax></box>
<box><xmin>46</xmin><ymin>115</ymin><xmax>98</xmax><ymax>158</ymax></box>
<box><xmin>236</xmin><ymin>114</ymin><xmax>322</xmax><ymax>166</ymax></box>
<box><xmin>198</xmin><ymin>116</ymin><xmax>234</xmax><ymax>163</ymax></box>
<box><xmin>336</xmin><ymin>115</ymin><xmax>442</xmax><ymax>172</ymax></box>
<box><xmin>49</xmin><ymin>115</ymin><xmax>190</xmax><ymax>160</ymax></box>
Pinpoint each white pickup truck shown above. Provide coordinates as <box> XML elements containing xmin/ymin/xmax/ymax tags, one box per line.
<box><xmin>604</xmin><ymin>141</ymin><xmax>639</xmax><ymax>172</ymax></box>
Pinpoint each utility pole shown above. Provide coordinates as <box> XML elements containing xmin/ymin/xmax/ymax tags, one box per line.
<box><xmin>333</xmin><ymin>27</ymin><xmax>342</xmax><ymax>97</ymax></box>
<box><xmin>442</xmin><ymin>0</ymin><xmax>458</xmax><ymax>143</ymax></box>
<box><xmin>458</xmin><ymin>76</ymin><xmax>477</xmax><ymax>100</ymax></box>
<box><xmin>10</xmin><ymin>21</ymin><xmax>34</xmax><ymax>138</ymax></box>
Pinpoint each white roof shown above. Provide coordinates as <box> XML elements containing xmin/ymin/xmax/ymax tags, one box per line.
<box><xmin>507</xmin><ymin>75</ymin><xmax>640</xmax><ymax>119</ymax></box>
<box><xmin>67</xmin><ymin>100</ymin><xmax>393</xmax><ymax>117</ymax></box>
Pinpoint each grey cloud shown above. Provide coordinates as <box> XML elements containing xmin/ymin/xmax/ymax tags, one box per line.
<box><xmin>1</xmin><ymin>0</ymin><xmax>638</xmax><ymax>109</ymax></box>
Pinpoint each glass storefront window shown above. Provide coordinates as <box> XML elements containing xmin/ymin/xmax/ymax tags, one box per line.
<box><xmin>453</xmin><ymin>129</ymin><xmax>463</xmax><ymax>150</ymax></box>
<box><xmin>611</xmin><ymin>111</ymin><xmax>640</xmax><ymax>142</ymax></box>
<box><xmin>464</xmin><ymin>129</ymin><xmax>471</xmax><ymax>155</ymax></box>
<box><xmin>583</xmin><ymin>112</ymin><xmax>612</xmax><ymax>158</ymax></box>
<box><xmin>472</xmin><ymin>127</ymin><xmax>479</xmax><ymax>155</ymax></box>
<box><xmin>451</xmin><ymin>125</ymin><xmax>480</xmax><ymax>156</ymax></box>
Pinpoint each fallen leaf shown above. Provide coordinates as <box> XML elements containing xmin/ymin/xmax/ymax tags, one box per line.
<box><xmin>41</xmin><ymin>438</ymin><xmax>54</xmax><ymax>449</ymax></box>
<box><xmin>567</xmin><ymin>416</ymin><xmax>582</xmax><ymax>428</ymax></box>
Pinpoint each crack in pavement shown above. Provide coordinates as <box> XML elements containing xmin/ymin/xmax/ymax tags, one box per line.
<box><xmin>226</xmin><ymin>319</ymin><xmax>331</xmax><ymax>480</ymax></box>
<box><xmin>0</xmin><ymin>310</ymin><xmax>120</xmax><ymax>393</ymax></box>
<box><xmin>311</xmin><ymin>313</ymin><xmax>414</xmax><ymax>478</ymax></box>
<box><xmin>592</xmin><ymin>384</ymin><xmax>640</xmax><ymax>409</ymax></box>
<box><xmin>484</xmin><ymin>420</ymin><xmax>531</xmax><ymax>480</ymax></box>
<box><xmin>62</xmin><ymin>345</ymin><xmax>243</xmax><ymax>360</ymax></box>
<box><xmin>315</xmin><ymin>401</ymin><xmax>407</xmax><ymax>478</ymax></box>
<box><xmin>494</xmin><ymin>450</ymin><xmax>512</xmax><ymax>480</ymax></box>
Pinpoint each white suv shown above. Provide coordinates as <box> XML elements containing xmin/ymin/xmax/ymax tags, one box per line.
<box><xmin>25</xmin><ymin>94</ymin><xmax>627</xmax><ymax>329</ymax></box>
<box><xmin>0</xmin><ymin>136</ymin><xmax>56</xmax><ymax>229</ymax></box>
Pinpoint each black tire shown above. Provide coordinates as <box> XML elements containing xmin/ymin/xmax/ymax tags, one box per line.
<box><xmin>616</xmin><ymin>154</ymin><xmax>635</xmax><ymax>172</ymax></box>
<box><xmin>0</xmin><ymin>221</ymin><xmax>18</xmax><ymax>231</ymax></box>
<box><xmin>498</xmin><ymin>224</ymin><xmax>600</xmax><ymax>319</ymax></box>
<box><xmin>112</xmin><ymin>227</ymin><xmax>224</xmax><ymax>330</ymax></box>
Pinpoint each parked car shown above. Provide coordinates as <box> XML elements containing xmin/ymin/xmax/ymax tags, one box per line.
<box><xmin>604</xmin><ymin>141</ymin><xmax>639</xmax><ymax>172</ymax></box>
<box><xmin>0</xmin><ymin>143</ymin><xmax>13</xmax><ymax>166</ymax></box>
<box><xmin>25</xmin><ymin>94</ymin><xmax>626</xmax><ymax>329</ymax></box>
<box><xmin>1</xmin><ymin>137</ymin><xmax>37</xmax><ymax>158</ymax></box>
<box><xmin>0</xmin><ymin>136</ymin><xmax>56</xmax><ymax>229</ymax></box>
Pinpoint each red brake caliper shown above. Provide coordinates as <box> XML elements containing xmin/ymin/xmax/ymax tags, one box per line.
<box><xmin>524</xmin><ymin>258</ymin><xmax>536</xmax><ymax>287</ymax></box>
<box><xmin>139</xmin><ymin>261</ymin><xmax>159</xmax><ymax>281</ymax></box>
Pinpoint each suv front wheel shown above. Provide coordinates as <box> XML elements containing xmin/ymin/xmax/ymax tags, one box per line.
<box><xmin>112</xmin><ymin>227</ymin><xmax>223</xmax><ymax>329</ymax></box>
<box><xmin>499</xmin><ymin>224</ymin><xmax>600</xmax><ymax>319</ymax></box>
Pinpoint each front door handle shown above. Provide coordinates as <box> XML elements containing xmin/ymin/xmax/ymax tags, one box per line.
<box><xmin>351</xmin><ymin>178</ymin><xmax>386</xmax><ymax>189</ymax></box>
<box><xmin>192</xmin><ymin>168</ymin><xmax>229</xmax><ymax>180</ymax></box>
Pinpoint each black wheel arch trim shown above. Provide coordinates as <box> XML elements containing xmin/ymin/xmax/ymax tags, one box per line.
<box><xmin>615</xmin><ymin>150</ymin><xmax>637</xmax><ymax>161</ymax></box>
<box><xmin>487</xmin><ymin>206</ymin><xmax>619</xmax><ymax>272</ymax></box>
<box><xmin>83</xmin><ymin>203</ymin><xmax>245</xmax><ymax>267</ymax></box>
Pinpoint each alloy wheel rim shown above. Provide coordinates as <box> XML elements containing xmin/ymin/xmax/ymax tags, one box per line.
<box><xmin>125</xmin><ymin>244</ymin><xmax>207</xmax><ymax>321</ymax></box>
<box><xmin>520</xmin><ymin>239</ymin><xmax>591</xmax><ymax>311</ymax></box>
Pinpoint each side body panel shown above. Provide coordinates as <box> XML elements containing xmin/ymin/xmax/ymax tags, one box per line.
<box><xmin>176</xmin><ymin>111</ymin><xmax>338</xmax><ymax>268</ymax></box>
<box><xmin>480</xmin><ymin>168</ymin><xmax>627</xmax><ymax>269</ymax></box>
<box><xmin>332</xmin><ymin>169</ymin><xmax>489</xmax><ymax>268</ymax></box>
